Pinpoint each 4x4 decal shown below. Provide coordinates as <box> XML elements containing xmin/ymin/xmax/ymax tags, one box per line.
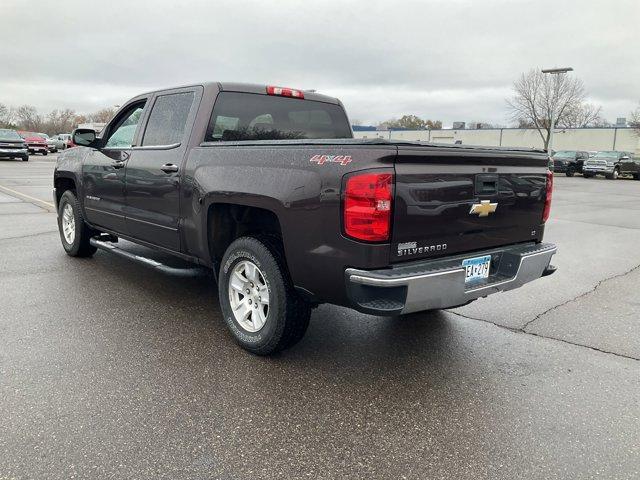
<box><xmin>310</xmin><ymin>154</ymin><xmax>352</xmax><ymax>166</ymax></box>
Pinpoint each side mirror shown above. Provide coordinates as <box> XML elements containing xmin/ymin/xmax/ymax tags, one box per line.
<box><xmin>73</xmin><ymin>128</ymin><xmax>97</xmax><ymax>147</ymax></box>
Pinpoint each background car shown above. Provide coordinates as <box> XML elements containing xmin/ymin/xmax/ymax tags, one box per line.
<box><xmin>0</xmin><ymin>128</ymin><xmax>29</xmax><ymax>161</ymax></box>
<box><xmin>17</xmin><ymin>131</ymin><xmax>48</xmax><ymax>155</ymax></box>
<box><xmin>552</xmin><ymin>150</ymin><xmax>590</xmax><ymax>176</ymax></box>
<box><xmin>583</xmin><ymin>151</ymin><xmax>638</xmax><ymax>180</ymax></box>
<box><xmin>56</xmin><ymin>133</ymin><xmax>74</xmax><ymax>149</ymax></box>
<box><xmin>38</xmin><ymin>133</ymin><xmax>60</xmax><ymax>153</ymax></box>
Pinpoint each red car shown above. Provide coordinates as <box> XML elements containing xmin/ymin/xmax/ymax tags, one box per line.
<box><xmin>18</xmin><ymin>131</ymin><xmax>49</xmax><ymax>155</ymax></box>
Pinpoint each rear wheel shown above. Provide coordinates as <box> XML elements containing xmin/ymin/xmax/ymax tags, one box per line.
<box><xmin>57</xmin><ymin>190</ymin><xmax>97</xmax><ymax>257</ymax></box>
<box><xmin>42</xmin><ymin>151</ymin><xmax>48</xmax><ymax>156</ymax></box>
<box><xmin>583</xmin><ymin>173</ymin><xmax>593</xmax><ymax>178</ymax></box>
<box><xmin>21</xmin><ymin>155</ymin><xmax>29</xmax><ymax>162</ymax></box>
<box><xmin>565</xmin><ymin>168</ymin><xmax>575</xmax><ymax>177</ymax></box>
<box><xmin>218</xmin><ymin>236</ymin><xmax>311</xmax><ymax>355</ymax></box>
<box><xmin>633</xmin><ymin>173</ymin><xmax>639</xmax><ymax>180</ymax></box>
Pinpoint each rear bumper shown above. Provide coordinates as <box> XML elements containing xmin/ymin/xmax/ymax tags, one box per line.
<box><xmin>345</xmin><ymin>242</ymin><xmax>557</xmax><ymax>315</ymax></box>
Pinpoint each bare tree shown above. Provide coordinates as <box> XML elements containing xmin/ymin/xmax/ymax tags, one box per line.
<box><xmin>88</xmin><ymin>107</ymin><xmax>117</xmax><ymax>123</ymax></box>
<box><xmin>559</xmin><ymin>102</ymin><xmax>604</xmax><ymax>128</ymax></box>
<box><xmin>46</xmin><ymin>109</ymin><xmax>78</xmax><ymax>135</ymax></box>
<box><xmin>0</xmin><ymin>103</ymin><xmax>17</xmax><ymax>128</ymax></box>
<box><xmin>631</xmin><ymin>103</ymin><xmax>640</xmax><ymax>133</ymax></box>
<box><xmin>14</xmin><ymin>105</ymin><xmax>44</xmax><ymax>132</ymax></box>
<box><xmin>507</xmin><ymin>69</ymin><xmax>599</xmax><ymax>149</ymax></box>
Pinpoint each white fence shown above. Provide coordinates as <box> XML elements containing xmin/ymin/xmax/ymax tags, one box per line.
<box><xmin>354</xmin><ymin>127</ymin><xmax>640</xmax><ymax>153</ymax></box>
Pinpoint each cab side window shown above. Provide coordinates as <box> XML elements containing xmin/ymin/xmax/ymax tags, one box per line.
<box><xmin>141</xmin><ymin>92</ymin><xmax>194</xmax><ymax>147</ymax></box>
<box><xmin>105</xmin><ymin>103</ymin><xmax>146</xmax><ymax>149</ymax></box>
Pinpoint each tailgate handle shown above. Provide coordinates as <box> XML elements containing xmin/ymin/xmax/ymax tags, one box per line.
<box><xmin>475</xmin><ymin>174</ymin><xmax>498</xmax><ymax>195</ymax></box>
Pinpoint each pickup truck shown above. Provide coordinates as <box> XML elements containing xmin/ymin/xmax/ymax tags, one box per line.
<box><xmin>582</xmin><ymin>151</ymin><xmax>639</xmax><ymax>180</ymax></box>
<box><xmin>54</xmin><ymin>82</ymin><xmax>557</xmax><ymax>355</ymax></box>
<box><xmin>552</xmin><ymin>150</ymin><xmax>589</xmax><ymax>176</ymax></box>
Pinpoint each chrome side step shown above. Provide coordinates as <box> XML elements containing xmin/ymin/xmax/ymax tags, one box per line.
<box><xmin>89</xmin><ymin>235</ymin><xmax>208</xmax><ymax>277</ymax></box>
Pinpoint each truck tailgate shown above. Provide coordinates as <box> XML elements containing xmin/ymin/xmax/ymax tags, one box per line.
<box><xmin>392</xmin><ymin>145</ymin><xmax>550</xmax><ymax>263</ymax></box>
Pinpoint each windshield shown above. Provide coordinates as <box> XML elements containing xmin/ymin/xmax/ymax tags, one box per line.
<box><xmin>39</xmin><ymin>133</ymin><xmax>50</xmax><ymax>139</ymax></box>
<box><xmin>594</xmin><ymin>151</ymin><xmax>618</xmax><ymax>159</ymax></box>
<box><xmin>20</xmin><ymin>131</ymin><xmax>41</xmax><ymax>138</ymax></box>
<box><xmin>553</xmin><ymin>151</ymin><xmax>574</xmax><ymax>158</ymax></box>
<box><xmin>0</xmin><ymin>129</ymin><xmax>22</xmax><ymax>141</ymax></box>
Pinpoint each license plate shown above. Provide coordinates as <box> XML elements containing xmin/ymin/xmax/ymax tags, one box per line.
<box><xmin>462</xmin><ymin>255</ymin><xmax>491</xmax><ymax>283</ymax></box>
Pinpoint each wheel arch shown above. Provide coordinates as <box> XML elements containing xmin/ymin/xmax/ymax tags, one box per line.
<box><xmin>53</xmin><ymin>174</ymin><xmax>78</xmax><ymax>208</ymax></box>
<box><xmin>205</xmin><ymin>199</ymin><xmax>287</xmax><ymax>272</ymax></box>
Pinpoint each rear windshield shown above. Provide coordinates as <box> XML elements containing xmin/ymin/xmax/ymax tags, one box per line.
<box><xmin>0</xmin><ymin>129</ymin><xmax>22</xmax><ymax>141</ymax></box>
<box><xmin>205</xmin><ymin>92</ymin><xmax>352</xmax><ymax>142</ymax></box>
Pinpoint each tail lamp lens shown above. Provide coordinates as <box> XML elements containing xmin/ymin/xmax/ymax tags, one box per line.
<box><xmin>542</xmin><ymin>170</ymin><xmax>553</xmax><ymax>223</ymax></box>
<box><xmin>344</xmin><ymin>172</ymin><xmax>393</xmax><ymax>242</ymax></box>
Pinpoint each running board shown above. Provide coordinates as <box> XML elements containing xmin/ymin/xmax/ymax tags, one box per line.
<box><xmin>90</xmin><ymin>235</ymin><xmax>207</xmax><ymax>277</ymax></box>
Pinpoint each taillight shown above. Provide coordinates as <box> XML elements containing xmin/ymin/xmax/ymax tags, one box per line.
<box><xmin>542</xmin><ymin>170</ymin><xmax>553</xmax><ymax>223</ymax></box>
<box><xmin>266</xmin><ymin>85</ymin><xmax>304</xmax><ymax>99</ymax></box>
<box><xmin>343</xmin><ymin>172</ymin><xmax>393</xmax><ymax>242</ymax></box>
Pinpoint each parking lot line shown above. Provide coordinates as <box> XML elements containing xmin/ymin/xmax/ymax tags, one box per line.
<box><xmin>0</xmin><ymin>184</ymin><xmax>55</xmax><ymax>212</ymax></box>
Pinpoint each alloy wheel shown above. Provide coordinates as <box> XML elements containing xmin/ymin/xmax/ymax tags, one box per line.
<box><xmin>228</xmin><ymin>260</ymin><xmax>270</xmax><ymax>332</ymax></box>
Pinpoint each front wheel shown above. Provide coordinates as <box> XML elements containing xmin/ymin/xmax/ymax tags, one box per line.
<box><xmin>565</xmin><ymin>168</ymin><xmax>575</xmax><ymax>177</ymax></box>
<box><xmin>42</xmin><ymin>151</ymin><xmax>48</xmax><ymax>156</ymax></box>
<box><xmin>57</xmin><ymin>190</ymin><xmax>97</xmax><ymax>257</ymax></box>
<box><xmin>606</xmin><ymin>169</ymin><xmax>619</xmax><ymax>180</ymax></box>
<box><xmin>218</xmin><ymin>236</ymin><xmax>311</xmax><ymax>355</ymax></box>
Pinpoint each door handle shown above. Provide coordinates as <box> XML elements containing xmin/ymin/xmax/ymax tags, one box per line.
<box><xmin>161</xmin><ymin>163</ymin><xmax>179</xmax><ymax>173</ymax></box>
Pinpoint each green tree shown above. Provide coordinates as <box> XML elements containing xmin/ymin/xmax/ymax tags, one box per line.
<box><xmin>379</xmin><ymin>115</ymin><xmax>442</xmax><ymax>130</ymax></box>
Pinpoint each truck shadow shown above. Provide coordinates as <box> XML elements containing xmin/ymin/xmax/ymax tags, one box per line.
<box><xmin>86</xmin><ymin>241</ymin><xmax>468</xmax><ymax>385</ymax></box>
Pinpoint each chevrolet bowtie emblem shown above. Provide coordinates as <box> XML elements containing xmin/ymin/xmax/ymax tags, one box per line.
<box><xmin>469</xmin><ymin>200</ymin><xmax>498</xmax><ymax>217</ymax></box>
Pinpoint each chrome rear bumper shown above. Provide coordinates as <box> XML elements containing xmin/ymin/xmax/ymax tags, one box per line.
<box><xmin>345</xmin><ymin>242</ymin><xmax>557</xmax><ymax>315</ymax></box>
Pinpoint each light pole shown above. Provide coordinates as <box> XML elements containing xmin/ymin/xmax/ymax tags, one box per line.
<box><xmin>541</xmin><ymin>67</ymin><xmax>573</xmax><ymax>154</ymax></box>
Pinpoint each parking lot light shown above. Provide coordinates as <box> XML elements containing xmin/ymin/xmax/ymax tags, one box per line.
<box><xmin>542</xmin><ymin>67</ymin><xmax>574</xmax><ymax>155</ymax></box>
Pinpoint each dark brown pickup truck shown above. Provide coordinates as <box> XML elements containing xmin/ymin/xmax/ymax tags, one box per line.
<box><xmin>53</xmin><ymin>82</ymin><xmax>557</xmax><ymax>354</ymax></box>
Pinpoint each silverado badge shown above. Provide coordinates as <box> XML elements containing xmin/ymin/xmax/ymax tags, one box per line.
<box><xmin>469</xmin><ymin>200</ymin><xmax>498</xmax><ymax>217</ymax></box>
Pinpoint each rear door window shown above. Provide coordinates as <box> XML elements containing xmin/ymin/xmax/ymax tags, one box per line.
<box><xmin>205</xmin><ymin>92</ymin><xmax>351</xmax><ymax>142</ymax></box>
<box><xmin>142</xmin><ymin>92</ymin><xmax>195</xmax><ymax>146</ymax></box>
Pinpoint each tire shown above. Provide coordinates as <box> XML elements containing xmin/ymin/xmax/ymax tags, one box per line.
<box><xmin>21</xmin><ymin>155</ymin><xmax>29</xmax><ymax>162</ymax></box>
<box><xmin>633</xmin><ymin>173</ymin><xmax>639</xmax><ymax>181</ymax></box>
<box><xmin>42</xmin><ymin>151</ymin><xmax>48</xmax><ymax>156</ymax></box>
<box><xmin>57</xmin><ymin>190</ymin><xmax>98</xmax><ymax>257</ymax></box>
<box><xmin>606</xmin><ymin>168</ymin><xmax>619</xmax><ymax>180</ymax></box>
<box><xmin>565</xmin><ymin>168</ymin><xmax>575</xmax><ymax>177</ymax></box>
<box><xmin>218</xmin><ymin>236</ymin><xmax>311</xmax><ymax>355</ymax></box>
<box><xmin>583</xmin><ymin>173</ymin><xmax>593</xmax><ymax>178</ymax></box>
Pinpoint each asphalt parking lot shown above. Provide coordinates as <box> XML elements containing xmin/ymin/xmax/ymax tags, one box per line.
<box><xmin>1</xmin><ymin>154</ymin><xmax>639</xmax><ymax>479</ymax></box>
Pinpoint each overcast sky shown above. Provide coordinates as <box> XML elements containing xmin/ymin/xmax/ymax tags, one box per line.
<box><xmin>1</xmin><ymin>0</ymin><xmax>638</xmax><ymax>127</ymax></box>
